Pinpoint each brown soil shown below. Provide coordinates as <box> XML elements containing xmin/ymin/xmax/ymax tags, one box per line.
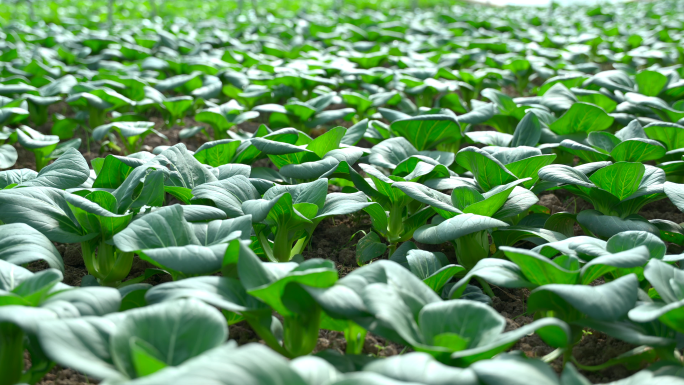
<box><xmin>300</xmin><ymin>214</ymin><xmax>374</xmax><ymax>277</ymax></box>
<box><xmin>24</xmin><ymin>352</ymin><xmax>98</xmax><ymax>385</ymax></box>
<box><xmin>639</xmin><ymin>198</ymin><xmax>684</xmax><ymax>224</ymax></box>
<box><xmin>36</xmin><ymin>367</ymin><xmax>98</xmax><ymax>385</ymax></box>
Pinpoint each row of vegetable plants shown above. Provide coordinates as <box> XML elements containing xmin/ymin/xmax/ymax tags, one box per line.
<box><xmin>2</xmin><ymin>0</ymin><xmax>684</xmax><ymax>384</ymax></box>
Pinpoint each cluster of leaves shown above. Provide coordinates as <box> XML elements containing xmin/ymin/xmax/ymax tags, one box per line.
<box><xmin>3</xmin><ymin>0</ymin><xmax>684</xmax><ymax>384</ymax></box>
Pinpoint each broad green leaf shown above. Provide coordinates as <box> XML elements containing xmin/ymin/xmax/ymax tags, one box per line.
<box><xmin>549</xmin><ymin>102</ymin><xmax>614</xmax><ymax>135</ymax></box>
<box><xmin>356</xmin><ymin>231</ymin><xmax>388</xmax><ymax>265</ymax></box>
<box><xmin>0</xmin><ymin>187</ymin><xmax>94</xmax><ymax>243</ymax></box>
<box><xmin>589</xmin><ymin>162</ymin><xmax>644</xmax><ymax>200</ymax></box>
<box><xmin>528</xmin><ymin>274</ymin><xmax>638</xmax><ymax>322</ymax></box>
<box><xmin>406</xmin><ymin>250</ymin><xmax>464</xmax><ymax>293</ymax></box>
<box><xmin>471</xmin><ymin>354</ymin><xmax>560</xmax><ymax>385</ymax></box>
<box><xmin>635</xmin><ymin>70</ymin><xmax>668</xmax><ymax>97</ymax></box>
<box><xmin>456</xmin><ymin>147</ymin><xmax>517</xmax><ymax>191</ymax></box>
<box><xmin>493</xmin><ymin>227</ymin><xmax>567</xmax><ymax>249</ymax></box>
<box><xmin>664</xmin><ymin>182</ymin><xmax>684</xmax><ymax>212</ymax></box>
<box><xmin>0</xmin><ymin>223</ymin><xmax>64</xmax><ymax>272</ymax></box>
<box><xmin>414</xmin><ymin>214</ymin><xmax>508</xmax><ymax>244</ymax></box>
<box><xmin>114</xmin><ymin>205</ymin><xmax>199</xmax><ymax>251</ymax></box>
<box><xmin>0</xmin><ymin>144</ymin><xmax>17</xmax><ymax>169</ymax></box>
<box><xmin>0</xmin><ymin>169</ymin><xmax>37</xmax><ymax>188</ymax></box>
<box><xmin>390</xmin><ymin>115</ymin><xmax>461</xmax><ymax>151</ymax></box>
<box><xmin>644</xmin><ymin>122</ymin><xmax>684</xmax><ymax>151</ymax></box>
<box><xmin>66</xmin><ymin>192</ymin><xmax>133</xmax><ymax>240</ymax></box>
<box><xmin>559</xmin><ymin>140</ymin><xmax>612</xmax><ymax>163</ymax></box>
<box><xmin>509</xmin><ymin>112</ymin><xmax>541</xmax><ymax>147</ymax></box>
<box><xmin>538</xmin><ymin>164</ymin><xmax>595</xmax><ymax>188</ymax></box>
<box><xmin>606</xmin><ymin>231</ymin><xmax>666</xmax><ymax>260</ymax></box>
<box><xmin>500</xmin><ymin>247</ymin><xmax>579</xmax><ymax>285</ymax></box>
<box><xmin>579</xmin><ymin>247</ymin><xmax>650</xmax><ymax>285</ymax></box>
<box><xmin>92</xmin><ymin>155</ymin><xmax>146</xmax><ymax>189</ymax></box>
<box><xmin>577</xmin><ymin>210</ymin><xmax>659</xmax><ymax>239</ymax></box>
<box><xmin>193</xmin><ymin>140</ymin><xmax>241</xmax><ymax>167</ymax></box>
<box><xmin>17</xmin><ymin>148</ymin><xmax>90</xmax><ymax>189</ymax></box>
<box><xmin>306</xmin><ymin>126</ymin><xmax>346</xmax><ymax>159</ymax></box>
<box><xmin>191</xmin><ymin>175</ymin><xmax>260</xmax><ymax>217</ymax></box>
<box><xmin>610</xmin><ymin>139</ymin><xmax>666</xmax><ymax>162</ymax></box>
<box><xmin>145</xmin><ymin>276</ymin><xmax>269</xmax><ymax>316</ymax></box>
<box><xmin>110</xmin><ymin>299</ymin><xmax>228</xmax><ymax>378</ymax></box>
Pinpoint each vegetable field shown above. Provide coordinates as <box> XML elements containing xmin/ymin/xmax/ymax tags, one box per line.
<box><xmin>3</xmin><ymin>0</ymin><xmax>684</xmax><ymax>384</ymax></box>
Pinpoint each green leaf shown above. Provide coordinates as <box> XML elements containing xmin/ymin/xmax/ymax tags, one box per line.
<box><xmin>362</xmin><ymin>352</ymin><xmax>476</xmax><ymax>384</ymax></box>
<box><xmin>644</xmin><ymin>122</ymin><xmax>684</xmax><ymax>152</ymax></box>
<box><xmin>493</xmin><ymin>227</ymin><xmax>567</xmax><ymax>249</ymax></box>
<box><xmin>145</xmin><ymin>275</ymin><xmax>269</xmax><ymax>316</ymax></box>
<box><xmin>16</xmin><ymin>126</ymin><xmax>60</xmax><ymax>170</ymax></box>
<box><xmin>114</xmin><ymin>205</ymin><xmax>199</xmax><ymax>251</ymax></box>
<box><xmin>368</xmin><ymin>137</ymin><xmax>419</xmax><ymax>169</ymax></box>
<box><xmin>17</xmin><ymin>148</ymin><xmax>90</xmax><ymax>189</ymax></box>
<box><xmin>191</xmin><ymin>175</ymin><xmax>260</xmax><ymax>217</ymax></box>
<box><xmin>559</xmin><ymin>140</ymin><xmax>612</xmax><ymax>163</ymax></box>
<box><xmin>0</xmin><ymin>169</ymin><xmax>37</xmax><ymax>188</ymax></box>
<box><xmin>549</xmin><ymin>102</ymin><xmax>614</xmax><ymax>135</ymax></box>
<box><xmin>112</xmin><ymin>167</ymin><xmax>167</xmax><ymax>213</ymax></box>
<box><xmin>414</xmin><ymin>214</ymin><xmax>508</xmax><ymax>244</ymax></box>
<box><xmin>37</xmin><ymin>317</ymin><xmax>122</xmax><ymax>380</ymax></box>
<box><xmin>390</xmin><ymin>115</ymin><xmax>461</xmax><ymax>151</ymax></box>
<box><xmin>116</xmin><ymin>343</ymin><xmax>309</xmax><ymax>384</ymax></box>
<box><xmin>0</xmin><ymin>223</ymin><xmax>64</xmax><ymax>271</ymax></box>
<box><xmin>93</xmin><ymin>155</ymin><xmax>145</xmax><ymax>189</ymax></box>
<box><xmin>527</xmin><ymin>274</ymin><xmax>638</xmax><ymax>322</ymax></box>
<box><xmin>0</xmin><ymin>187</ymin><xmax>94</xmax><ymax>243</ymax></box>
<box><xmin>588</xmin><ymin>131</ymin><xmax>621</xmax><ymax>153</ymax></box>
<box><xmin>471</xmin><ymin>354</ymin><xmax>560</xmax><ymax>385</ymax></box>
<box><xmin>589</xmin><ymin>162</ymin><xmax>644</xmax><ymax>200</ymax></box>
<box><xmin>635</xmin><ymin>70</ymin><xmax>669</xmax><ymax>97</ymax></box>
<box><xmin>482</xmin><ymin>88</ymin><xmax>517</xmax><ymax>115</ymax></box>
<box><xmin>0</xmin><ymin>144</ymin><xmax>17</xmax><ymax>169</ymax></box>
<box><xmin>119</xmin><ymin>284</ymin><xmax>151</xmax><ymax>311</ymax></box>
<box><xmin>577</xmin><ymin>210</ymin><xmax>659</xmax><ymax>239</ymax></box>
<box><xmin>538</xmin><ymin>164</ymin><xmax>596</xmax><ymax>188</ymax></box>
<box><xmin>164</xmin><ymin>186</ymin><xmax>193</xmax><ymax>205</ymax></box>
<box><xmin>579</xmin><ymin>247</ymin><xmax>650</xmax><ymax>285</ymax></box>
<box><xmin>406</xmin><ymin>250</ymin><xmax>464</xmax><ymax>293</ymax></box>
<box><xmin>152</xmin><ymin>144</ymin><xmax>217</xmax><ymax>189</ymax></box>
<box><xmin>456</xmin><ymin>147</ymin><xmax>517</xmax><ymax>191</ymax></box>
<box><xmin>110</xmin><ymin>299</ymin><xmax>227</xmax><ymax>378</ymax></box>
<box><xmin>39</xmin><ymin>299</ymin><xmax>226</xmax><ymax>381</ymax></box>
<box><xmin>465</xmin><ymin>131</ymin><xmax>512</xmax><ymax>147</ymax></box>
<box><xmin>66</xmin><ymin>192</ymin><xmax>133</xmax><ymax>240</ymax></box>
<box><xmin>448</xmin><ymin>259</ymin><xmax>532</xmax><ymax>299</ymax></box>
<box><xmin>393</xmin><ymin>181</ymin><xmax>460</xmax><ymax>219</ymax></box>
<box><xmin>504</xmin><ymin>155</ymin><xmax>556</xmax><ymax>188</ymax></box>
<box><xmin>356</xmin><ymin>231</ymin><xmax>387</xmax><ymax>265</ymax></box>
<box><xmin>193</xmin><ymin>140</ymin><xmax>241</xmax><ymax>167</ymax></box>
<box><xmin>307</xmin><ymin>126</ymin><xmax>347</xmax><ymax>159</ymax></box>
<box><xmin>240</xmin><ymin>257</ymin><xmax>337</xmax><ymax>317</ymax></box>
<box><xmin>664</xmin><ymin>182</ymin><xmax>684</xmax><ymax>212</ymax></box>
<box><xmin>510</xmin><ymin>112</ymin><xmax>541</xmax><ymax>147</ymax></box>
<box><xmin>606</xmin><ymin>231</ymin><xmax>666</xmax><ymax>260</ymax></box>
<box><xmin>130</xmin><ymin>339</ymin><xmax>168</xmax><ymax>377</ymax></box>
<box><xmin>610</xmin><ymin>139</ymin><xmax>666</xmax><ymax>163</ymax></box>
<box><xmin>574</xmin><ymin>89</ymin><xmax>618</xmax><ymax>113</ymax></box>
<box><xmin>500</xmin><ymin>247</ymin><xmax>579</xmax><ymax>285</ymax></box>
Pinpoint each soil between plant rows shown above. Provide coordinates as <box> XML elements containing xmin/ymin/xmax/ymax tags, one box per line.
<box><xmin>17</xmin><ymin>116</ymin><xmax>681</xmax><ymax>384</ymax></box>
